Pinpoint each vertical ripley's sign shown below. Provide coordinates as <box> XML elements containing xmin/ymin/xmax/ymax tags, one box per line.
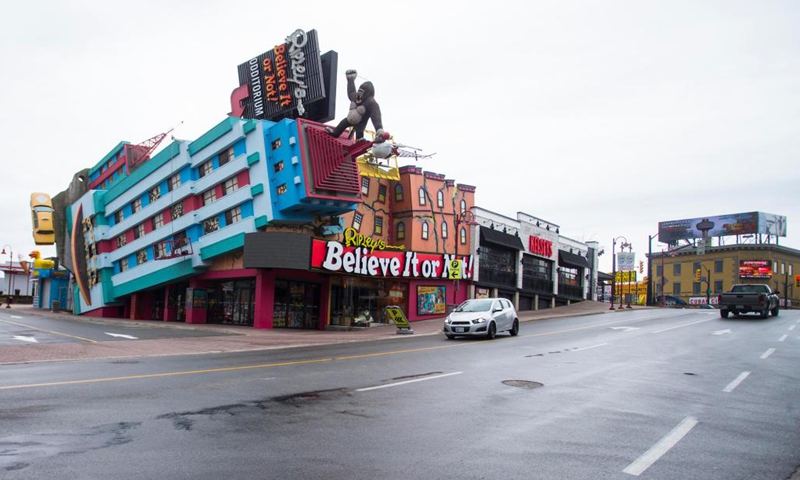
<box><xmin>311</xmin><ymin>238</ymin><xmax>474</xmax><ymax>279</ymax></box>
<box><xmin>237</xmin><ymin>29</ymin><xmax>326</xmax><ymax>119</ymax></box>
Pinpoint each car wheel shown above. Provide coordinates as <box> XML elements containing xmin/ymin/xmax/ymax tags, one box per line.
<box><xmin>445</xmin><ymin>333</ymin><xmax>456</xmax><ymax>340</ymax></box>
<box><xmin>486</xmin><ymin>322</ymin><xmax>496</xmax><ymax>340</ymax></box>
<box><xmin>771</xmin><ymin>305</ymin><xmax>779</xmax><ymax>317</ymax></box>
<box><xmin>509</xmin><ymin>319</ymin><xmax>519</xmax><ymax>336</ymax></box>
<box><xmin>720</xmin><ymin>309</ymin><xmax>729</xmax><ymax>319</ymax></box>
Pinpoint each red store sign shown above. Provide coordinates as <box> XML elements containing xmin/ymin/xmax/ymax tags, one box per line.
<box><xmin>529</xmin><ymin>235</ymin><xmax>553</xmax><ymax>258</ymax></box>
<box><xmin>311</xmin><ymin>239</ymin><xmax>474</xmax><ymax>279</ymax></box>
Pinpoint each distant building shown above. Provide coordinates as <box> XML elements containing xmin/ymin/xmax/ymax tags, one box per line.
<box><xmin>649</xmin><ymin>243</ymin><xmax>800</xmax><ymax>307</ymax></box>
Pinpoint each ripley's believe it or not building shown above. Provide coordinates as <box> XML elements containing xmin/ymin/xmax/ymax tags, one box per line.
<box><xmin>39</xmin><ymin>28</ymin><xmax>601</xmax><ymax>329</ymax></box>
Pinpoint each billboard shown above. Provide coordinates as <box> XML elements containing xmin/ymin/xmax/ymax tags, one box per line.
<box><xmin>658</xmin><ymin>212</ymin><xmax>787</xmax><ymax>243</ymax></box>
<box><xmin>233</xmin><ymin>29</ymin><xmax>334</xmax><ymax>122</ymax></box>
<box><xmin>739</xmin><ymin>260</ymin><xmax>772</xmax><ymax>279</ymax></box>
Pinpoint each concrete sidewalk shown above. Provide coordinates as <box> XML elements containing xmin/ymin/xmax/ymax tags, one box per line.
<box><xmin>0</xmin><ymin>301</ymin><xmax>641</xmax><ymax>365</ymax></box>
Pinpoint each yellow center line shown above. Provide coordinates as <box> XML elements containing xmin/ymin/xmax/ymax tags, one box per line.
<box><xmin>0</xmin><ymin>358</ymin><xmax>334</xmax><ymax>390</ymax></box>
<box><xmin>0</xmin><ymin>313</ymin><xmax>663</xmax><ymax>391</ymax></box>
<box><xmin>0</xmin><ymin>318</ymin><xmax>97</xmax><ymax>343</ymax></box>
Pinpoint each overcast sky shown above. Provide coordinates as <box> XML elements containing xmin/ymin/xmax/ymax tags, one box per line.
<box><xmin>1</xmin><ymin>0</ymin><xmax>798</xmax><ymax>274</ymax></box>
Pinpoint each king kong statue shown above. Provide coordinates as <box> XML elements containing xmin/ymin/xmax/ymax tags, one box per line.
<box><xmin>326</xmin><ymin>69</ymin><xmax>384</xmax><ymax>142</ymax></box>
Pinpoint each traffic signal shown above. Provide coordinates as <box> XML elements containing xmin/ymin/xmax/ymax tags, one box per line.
<box><xmin>639</xmin><ymin>260</ymin><xmax>644</xmax><ymax>274</ymax></box>
<box><xmin>695</xmin><ymin>268</ymin><xmax>702</xmax><ymax>281</ymax></box>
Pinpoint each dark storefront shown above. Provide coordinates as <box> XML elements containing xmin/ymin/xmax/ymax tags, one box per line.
<box><xmin>207</xmin><ymin>279</ymin><xmax>257</xmax><ymax>326</ymax></box>
<box><xmin>520</xmin><ymin>254</ymin><xmax>554</xmax><ymax>310</ymax></box>
<box><xmin>476</xmin><ymin>227</ymin><xmax>524</xmax><ymax>300</ymax></box>
<box><xmin>558</xmin><ymin>250</ymin><xmax>589</xmax><ymax>302</ymax></box>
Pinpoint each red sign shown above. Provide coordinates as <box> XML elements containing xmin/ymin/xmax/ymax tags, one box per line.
<box><xmin>310</xmin><ymin>239</ymin><xmax>473</xmax><ymax>279</ymax></box>
<box><xmin>739</xmin><ymin>260</ymin><xmax>772</xmax><ymax>279</ymax></box>
<box><xmin>528</xmin><ymin>236</ymin><xmax>553</xmax><ymax>258</ymax></box>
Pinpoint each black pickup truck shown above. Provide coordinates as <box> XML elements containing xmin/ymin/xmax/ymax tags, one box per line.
<box><xmin>718</xmin><ymin>284</ymin><xmax>780</xmax><ymax>319</ymax></box>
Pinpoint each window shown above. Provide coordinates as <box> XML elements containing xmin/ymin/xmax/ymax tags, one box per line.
<box><xmin>396</xmin><ymin>222</ymin><xmax>405</xmax><ymax>240</ymax></box>
<box><xmin>460</xmin><ymin>227</ymin><xmax>467</xmax><ymax>245</ymax></box>
<box><xmin>378</xmin><ymin>184</ymin><xmax>387</xmax><ymax>203</ymax></box>
<box><xmin>203</xmin><ymin>188</ymin><xmax>217</xmax><ymax>205</ymax></box>
<box><xmin>153</xmin><ymin>212</ymin><xmax>165</xmax><ymax>229</ymax></box>
<box><xmin>199</xmin><ymin>161</ymin><xmax>213</xmax><ymax>178</ymax></box>
<box><xmin>395</xmin><ymin>184</ymin><xmax>404</xmax><ymax>202</ymax></box>
<box><xmin>149</xmin><ymin>186</ymin><xmax>161</xmax><ymax>203</ymax></box>
<box><xmin>361</xmin><ymin>177</ymin><xmax>370</xmax><ymax>195</ymax></box>
<box><xmin>374</xmin><ymin>216</ymin><xmax>383</xmax><ymax>235</ymax></box>
<box><xmin>656</xmin><ymin>265</ymin><xmax>663</xmax><ymax>277</ymax></box>
<box><xmin>116</xmin><ymin>235</ymin><xmax>127</xmax><ymax>248</ymax></box>
<box><xmin>133</xmin><ymin>223</ymin><xmax>145</xmax><ymax>239</ymax></box>
<box><xmin>441</xmin><ymin>221</ymin><xmax>448</xmax><ymax>239</ymax></box>
<box><xmin>131</xmin><ymin>198</ymin><xmax>142</xmax><ymax>214</ymax></box>
<box><xmin>418</xmin><ymin>188</ymin><xmax>426</xmax><ymax>206</ymax></box>
<box><xmin>119</xmin><ymin>258</ymin><xmax>128</xmax><ymax>272</ymax></box>
<box><xmin>223</xmin><ymin>177</ymin><xmax>239</xmax><ymax>196</ymax></box>
<box><xmin>714</xmin><ymin>280</ymin><xmax>723</xmax><ymax>293</ymax></box>
<box><xmin>225</xmin><ymin>206</ymin><xmax>242</xmax><ymax>225</ymax></box>
<box><xmin>168</xmin><ymin>172</ymin><xmax>181</xmax><ymax>192</ymax></box>
<box><xmin>673</xmin><ymin>263</ymin><xmax>682</xmax><ymax>276</ymax></box>
<box><xmin>203</xmin><ymin>217</ymin><xmax>219</xmax><ymax>234</ymax></box>
<box><xmin>422</xmin><ymin>221</ymin><xmax>429</xmax><ymax>240</ymax></box>
<box><xmin>673</xmin><ymin>282</ymin><xmax>681</xmax><ymax>295</ymax></box>
<box><xmin>154</xmin><ymin>242</ymin><xmax>167</xmax><ymax>260</ymax></box>
<box><xmin>352</xmin><ymin>212</ymin><xmax>363</xmax><ymax>231</ymax></box>
<box><xmin>437</xmin><ymin>190</ymin><xmax>444</xmax><ymax>208</ymax></box>
<box><xmin>218</xmin><ymin>147</ymin><xmax>234</xmax><ymax>167</ymax></box>
<box><xmin>693</xmin><ymin>282</ymin><xmax>701</xmax><ymax>295</ymax></box>
<box><xmin>171</xmin><ymin>203</ymin><xmax>183</xmax><ymax>219</ymax></box>
<box><xmin>460</xmin><ymin>199</ymin><xmax>467</xmax><ymax>215</ymax></box>
<box><xmin>136</xmin><ymin>249</ymin><xmax>147</xmax><ymax>265</ymax></box>
<box><xmin>714</xmin><ymin>259</ymin><xmax>723</xmax><ymax>273</ymax></box>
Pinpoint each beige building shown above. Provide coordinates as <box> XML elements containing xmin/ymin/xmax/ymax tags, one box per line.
<box><xmin>648</xmin><ymin>243</ymin><xmax>799</xmax><ymax>308</ymax></box>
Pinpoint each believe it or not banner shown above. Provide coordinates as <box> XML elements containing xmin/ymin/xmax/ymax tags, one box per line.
<box><xmin>310</xmin><ymin>238</ymin><xmax>473</xmax><ymax>279</ymax></box>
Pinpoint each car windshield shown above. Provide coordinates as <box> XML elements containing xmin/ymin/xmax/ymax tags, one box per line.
<box><xmin>455</xmin><ymin>300</ymin><xmax>493</xmax><ymax>312</ymax></box>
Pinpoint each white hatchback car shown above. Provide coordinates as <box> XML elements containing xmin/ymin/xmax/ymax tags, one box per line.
<box><xmin>443</xmin><ymin>298</ymin><xmax>519</xmax><ymax>340</ymax></box>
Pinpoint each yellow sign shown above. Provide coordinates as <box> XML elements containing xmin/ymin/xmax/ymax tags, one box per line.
<box><xmin>448</xmin><ymin>259</ymin><xmax>463</xmax><ymax>280</ymax></box>
<box><xmin>385</xmin><ymin>306</ymin><xmax>411</xmax><ymax>329</ymax></box>
<box><xmin>343</xmin><ymin>227</ymin><xmax>405</xmax><ymax>253</ymax></box>
<box><xmin>615</xmin><ymin>271</ymin><xmax>637</xmax><ymax>283</ymax></box>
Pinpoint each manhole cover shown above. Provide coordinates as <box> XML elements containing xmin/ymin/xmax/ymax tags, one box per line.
<box><xmin>503</xmin><ymin>380</ymin><xmax>543</xmax><ymax>389</ymax></box>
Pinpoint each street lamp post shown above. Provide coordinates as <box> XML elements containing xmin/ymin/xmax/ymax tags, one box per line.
<box><xmin>1</xmin><ymin>245</ymin><xmax>12</xmax><ymax>308</ymax></box>
<box><xmin>626</xmin><ymin>243</ymin><xmax>633</xmax><ymax>308</ymax></box>
<box><xmin>610</xmin><ymin>236</ymin><xmax>629</xmax><ymax>310</ymax></box>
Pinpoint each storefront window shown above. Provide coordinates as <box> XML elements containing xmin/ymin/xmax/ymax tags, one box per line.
<box><xmin>273</xmin><ymin>280</ymin><xmax>320</xmax><ymax>329</ymax></box>
<box><xmin>207</xmin><ymin>280</ymin><xmax>255</xmax><ymax>326</ymax></box>
<box><xmin>478</xmin><ymin>245</ymin><xmax>517</xmax><ymax>286</ymax></box>
<box><xmin>329</xmin><ymin>277</ymin><xmax>407</xmax><ymax>327</ymax></box>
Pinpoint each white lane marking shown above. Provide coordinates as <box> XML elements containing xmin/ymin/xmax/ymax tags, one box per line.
<box><xmin>610</xmin><ymin>327</ymin><xmax>640</xmax><ymax>332</ymax></box>
<box><xmin>356</xmin><ymin>372</ymin><xmax>463</xmax><ymax>392</ymax></box>
<box><xmin>711</xmin><ymin>329</ymin><xmax>731</xmax><ymax>336</ymax></box>
<box><xmin>569</xmin><ymin>343</ymin><xmax>609</xmax><ymax>352</ymax></box>
<box><xmin>779</xmin><ymin>334</ymin><xmax>788</xmax><ymax>342</ymax></box>
<box><xmin>653</xmin><ymin>319</ymin><xmax>713</xmax><ymax>334</ymax></box>
<box><xmin>789</xmin><ymin>325</ymin><xmax>796</xmax><ymax>331</ymax></box>
<box><xmin>10</xmin><ymin>315</ymin><xmax>23</xmax><ymax>319</ymax></box>
<box><xmin>104</xmin><ymin>332</ymin><xmax>139</xmax><ymax>340</ymax></box>
<box><xmin>623</xmin><ymin>417</ymin><xmax>699</xmax><ymax>476</ymax></box>
<box><xmin>760</xmin><ymin>348</ymin><xmax>776</xmax><ymax>359</ymax></box>
<box><xmin>723</xmin><ymin>371</ymin><xmax>750</xmax><ymax>393</ymax></box>
<box><xmin>12</xmin><ymin>335</ymin><xmax>38</xmax><ymax>343</ymax></box>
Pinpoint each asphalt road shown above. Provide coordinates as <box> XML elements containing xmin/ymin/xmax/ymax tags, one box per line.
<box><xmin>1</xmin><ymin>308</ymin><xmax>798</xmax><ymax>479</ymax></box>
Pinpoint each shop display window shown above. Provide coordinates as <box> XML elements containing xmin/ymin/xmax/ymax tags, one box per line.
<box><xmin>273</xmin><ymin>280</ymin><xmax>320</xmax><ymax>329</ymax></box>
<box><xmin>329</xmin><ymin>277</ymin><xmax>407</xmax><ymax>327</ymax></box>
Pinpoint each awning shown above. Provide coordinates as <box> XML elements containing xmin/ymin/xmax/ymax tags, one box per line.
<box><xmin>558</xmin><ymin>250</ymin><xmax>590</xmax><ymax>268</ymax></box>
<box><xmin>480</xmin><ymin>227</ymin><xmax>524</xmax><ymax>251</ymax></box>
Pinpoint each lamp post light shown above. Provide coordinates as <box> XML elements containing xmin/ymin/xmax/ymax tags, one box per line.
<box><xmin>610</xmin><ymin>236</ymin><xmax>629</xmax><ymax>310</ymax></box>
